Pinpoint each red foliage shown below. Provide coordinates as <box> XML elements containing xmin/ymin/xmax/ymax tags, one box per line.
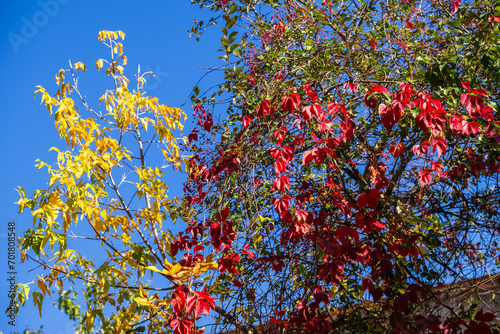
<box><xmin>281</xmin><ymin>92</ymin><xmax>301</xmax><ymax>113</ymax></box>
<box><xmin>184</xmin><ymin>66</ymin><xmax>500</xmax><ymax>332</ymax></box>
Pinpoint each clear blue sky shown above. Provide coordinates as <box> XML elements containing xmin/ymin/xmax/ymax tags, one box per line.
<box><xmin>0</xmin><ymin>1</ymin><xmax>222</xmax><ymax>332</ymax></box>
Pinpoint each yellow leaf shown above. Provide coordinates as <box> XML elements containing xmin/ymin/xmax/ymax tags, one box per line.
<box><xmin>74</xmin><ymin>62</ymin><xmax>87</xmax><ymax>72</ymax></box>
<box><xmin>16</xmin><ymin>284</ymin><xmax>30</xmax><ymax>307</ymax></box>
<box><xmin>37</xmin><ymin>280</ymin><xmax>51</xmax><ymax>297</ymax></box>
<box><xmin>93</xmin><ymin>218</ymin><xmax>104</xmax><ymax>233</ymax></box>
<box><xmin>145</xmin><ymin>265</ymin><xmax>163</xmax><ymax>274</ymax></box>
<box><xmin>96</xmin><ymin>59</ymin><xmax>104</xmax><ymax>71</ymax></box>
<box><xmin>156</xmin><ymin>300</ymin><xmax>169</xmax><ymax>306</ymax></box>
<box><xmin>170</xmin><ymin>263</ymin><xmax>183</xmax><ymax>275</ymax></box>
<box><xmin>145</xmin><ymin>264</ymin><xmax>172</xmax><ymax>275</ymax></box>
<box><xmin>33</xmin><ymin>291</ymin><xmax>44</xmax><ymax>317</ymax></box>
<box><xmin>133</xmin><ymin>296</ymin><xmax>155</xmax><ymax>308</ymax></box>
<box><xmin>98</xmin><ymin>30</ymin><xmax>106</xmax><ymax>41</ymax></box>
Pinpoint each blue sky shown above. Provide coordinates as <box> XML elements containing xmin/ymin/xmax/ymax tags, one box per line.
<box><xmin>0</xmin><ymin>1</ymin><xmax>223</xmax><ymax>332</ymax></box>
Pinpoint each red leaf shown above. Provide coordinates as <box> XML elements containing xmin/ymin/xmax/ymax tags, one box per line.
<box><xmin>216</xmin><ymin>208</ymin><xmax>230</xmax><ymax>222</ymax></box>
<box><xmin>327</xmin><ymin>102</ymin><xmax>346</xmax><ymax>115</ymax></box>
<box><xmin>210</xmin><ymin>221</ymin><xmax>222</xmax><ymax>252</ymax></box>
<box><xmin>462</xmin><ymin>81</ymin><xmax>471</xmax><ymax>92</ymax></box>
<box><xmin>475</xmin><ymin>308</ymin><xmax>495</xmax><ymax>322</ymax></box>
<box><xmin>195</xmin><ymin>290</ymin><xmax>215</xmax><ymax>317</ymax></box>
<box><xmin>341</xmin><ymin>119</ymin><xmax>356</xmax><ymax>141</ymax></box>
<box><xmin>418</xmin><ymin>169</ymin><xmax>433</xmax><ymax>187</ymax></box>
<box><xmin>188</xmin><ymin>129</ymin><xmax>199</xmax><ymax>143</ymax></box>
<box><xmin>202</xmin><ymin>117</ymin><xmax>213</xmax><ymax>132</ymax></box>
<box><xmin>357</xmin><ymin>191</ymin><xmax>378</xmax><ymax>210</ymax></box>
<box><xmin>362</xmin><ymin>278</ymin><xmax>372</xmax><ymax>291</ymax></box>
<box><xmin>364</xmin><ymin>92</ymin><xmax>377</xmax><ymax>109</ymax></box>
<box><xmin>171</xmin><ymin>287</ymin><xmax>187</xmax><ymax>313</ymax></box>
<box><xmin>371</xmin><ymin>287</ymin><xmax>383</xmax><ymax>302</ymax></box>
<box><xmin>466</xmin><ymin>321</ymin><xmax>493</xmax><ymax>334</ymax></box>
<box><xmin>356</xmin><ymin>217</ymin><xmax>384</xmax><ymax>232</ymax></box>
<box><xmin>452</xmin><ymin>0</ymin><xmax>461</xmax><ymax>13</ymax></box>
<box><xmin>343</xmin><ymin>82</ymin><xmax>358</xmax><ymax>93</ymax></box>
<box><xmin>302</xmin><ymin>104</ymin><xmax>321</xmax><ymax>122</ymax></box>
<box><xmin>431</xmin><ymin>160</ymin><xmax>444</xmax><ymax>177</ymax></box>
<box><xmin>432</xmin><ymin>138</ymin><xmax>448</xmax><ymax>157</ymax></box>
<box><xmin>461</xmin><ymin>93</ymin><xmax>471</xmax><ymax>108</ymax></box>
<box><xmin>317</xmin><ymin>112</ymin><xmax>334</xmax><ymax>133</ymax></box>
<box><xmin>295</xmin><ymin>208</ymin><xmax>309</xmax><ymax>222</ymax></box>
<box><xmin>302</xmin><ymin>149</ymin><xmax>316</xmax><ymax>166</ymax></box>
<box><xmin>273</xmin><ymin>129</ymin><xmax>285</xmax><ymax>146</ymax></box>
<box><xmin>314</xmin><ymin>148</ymin><xmax>328</xmax><ymax>164</ymax></box>
<box><xmin>357</xmin><ymin>193</ymin><xmax>369</xmax><ymax>209</ymax></box>
<box><xmin>281</xmin><ymin>93</ymin><xmax>301</xmax><ymax>113</ymax></box>
<box><xmin>370</xmin><ymin>86</ymin><xmax>390</xmax><ymax>95</ymax></box>
<box><xmin>372</xmin><ymin>220</ymin><xmax>385</xmax><ymax>229</ymax></box>
<box><xmin>291</xmin><ymin>117</ymin><xmax>303</xmax><ymax>130</ymax></box>
<box><xmin>170</xmin><ymin>317</ymin><xmax>194</xmax><ymax>334</ymax></box>
<box><xmin>273</xmin><ymin>175</ymin><xmax>290</xmax><ymax>192</ymax></box>
<box><xmin>379</xmin><ymin>104</ymin><xmax>402</xmax><ymax>130</ymax></box>
<box><xmin>242</xmin><ymin>115</ymin><xmax>253</xmax><ymax>128</ymax></box>
<box><xmin>349</xmin><ymin>83</ymin><xmax>358</xmax><ymax>93</ymax></box>
<box><xmin>219</xmin><ymin>253</ymin><xmax>240</xmax><ymax>274</ymax></box>
<box><xmin>274</xmin><ymin>158</ymin><xmax>287</xmax><ymax>174</ymax></box>
<box><xmin>399</xmin><ymin>83</ymin><xmax>414</xmax><ymax>96</ymax></box>
<box><xmin>406</xmin><ymin>19</ymin><xmax>414</xmax><ymax>29</ymax></box>
<box><xmin>193</xmin><ymin>244</ymin><xmax>205</xmax><ymax>253</ymax></box>
<box><xmin>257</xmin><ymin>100</ymin><xmax>272</xmax><ymax>117</ymax></box>
<box><xmin>471</xmin><ymin>88</ymin><xmax>489</xmax><ymax>97</ymax></box>
<box><xmin>186</xmin><ymin>290</ymin><xmax>215</xmax><ymax>318</ymax></box>
<box><xmin>450</xmin><ymin>115</ymin><xmax>465</xmax><ymax>134</ymax></box>
<box><xmin>389</xmin><ymin>141</ymin><xmax>405</xmax><ymax>158</ymax></box>
<box><xmin>413</xmin><ymin>142</ymin><xmax>430</xmax><ymax>158</ymax></box>
<box><xmin>186</xmin><ymin>294</ymin><xmax>197</xmax><ymax>315</ymax></box>
<box><xmin>304</xmin><ymin>81</ymin><xmax>318</xmax><ymax>102</ymax></box>
<box><xmin>273</xmin><ymin>195</ymin><xmax>291</xmax><ymax>214</ymax></box>
<box><xmin>467</xmin><ymin>122</ymin><xmax>481</xmax><ymax>136</ymax></box>
<box><xmin>342</xmin><ymin>226</ymin><xmax>359</xmax><ymax>242</ymax></box>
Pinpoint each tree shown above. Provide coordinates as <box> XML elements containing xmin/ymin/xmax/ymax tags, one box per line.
<box><xmin>16</xmin><ymin>0</ymin><xmax>500</xmax><ymax>333</ymax></box>
<box><xmin>182</xmin><ymin>0</ymin><xmax>500</xmax><ymax>333</ymax></box>
<box><xmin>16</xmin><ymin>30</ymin><xmax>219</xmax><ymax>334</ymax></box>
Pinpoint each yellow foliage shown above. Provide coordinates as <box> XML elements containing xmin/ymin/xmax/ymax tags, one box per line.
<box><xmin>17</xmin><ymin>29</ymin><xmax>198</xmax><ymax>333</ymax></box>
<box><xmin>73</xmin><ymin>62</ymin><xmax>87</xmax><ymax>72</ymax></box>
